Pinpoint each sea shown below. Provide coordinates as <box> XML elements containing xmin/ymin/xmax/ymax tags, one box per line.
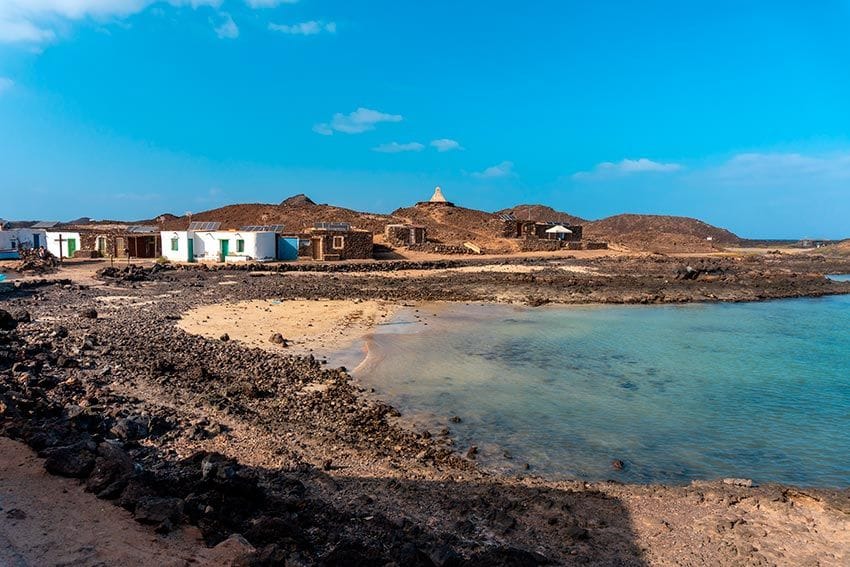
<box><xmin>353</xmin><ymin>276</ymin><xmax>850</xmax><ymax>487</ymax></box>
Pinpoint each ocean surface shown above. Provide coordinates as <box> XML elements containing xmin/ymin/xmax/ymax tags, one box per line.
<box><xmin>355</xmin><ymin>285</ymin><xmax>850</xmax><ymax>486</ymax></box>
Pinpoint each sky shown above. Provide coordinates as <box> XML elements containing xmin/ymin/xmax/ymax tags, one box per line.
<box><xmin>1</xmin><ymin>1</ymin><xmax>849</xmax><ymax>239</ymax></box>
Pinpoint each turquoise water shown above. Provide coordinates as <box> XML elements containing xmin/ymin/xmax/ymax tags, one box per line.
<box><xmin>357</xmin><ymin>293</ymin><xmax>850</xmax><ymax>486</ymax></box>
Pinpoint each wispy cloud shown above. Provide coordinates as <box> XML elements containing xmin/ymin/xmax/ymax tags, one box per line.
<box><xmin>212</xmin><ymin>12</ymin><xmax>238</xmax><ymax>39</ymax></box>
<box><xmin>572</xmin><ymin>158</ymin><xmax>682</xmax><ymax>180</ymax></box>
<box><xmin>472</xmin><ymin>161</ymin><xmax>515</xmax><ymax>179</ymax></box>
<box><xmin>430</xmin><ymin>138</ymin><xmax>463</xmax><ymax>152</ymax></box>
<box><xmin>269</xmin><ymin>20</ymin><xmax>336</xmax><ymax>35</ymax></box>
<box><xmin>0</xmin><ymin>1</ymin><xmax>296</xmax><ymax>46</ymax></box>
<box><xmin>313</xmin><ymin>107</ymin><xmax>403</xmax><ymax>135</ymax></box>
<box><xmin>245</xmin><ymin>0</ymin><xmax>299</xmax><ymax>7</ymax></box>
<box><xmin>706</xmin><ymin>152</ymin><xmax>850</xmax><ymax>186</ymax></box>
<box><xmin>372</xmin><ymin>142</ymin><xmax>424</xmax><ymax>153</ymax></box>
<box><xmin>0</xmin><ymin>77</ymin><xmax>14</xmax><ymax>94</ymax></box>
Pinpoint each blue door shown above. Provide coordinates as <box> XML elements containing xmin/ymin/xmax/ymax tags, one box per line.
<box><xmin>33</xmin><ymin>234</ymin><xmax>40</xmax><ymax>247</ymax></box>
<box><xmin>277</xmin><ymin>237</ymin><xmax>298</xmax><ymax>261</ymax></box>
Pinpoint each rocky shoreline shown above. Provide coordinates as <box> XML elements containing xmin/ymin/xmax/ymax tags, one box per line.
<box><xmin>2</xmin><ymin>253</ymin><xmax>850</xmax><ymax>565</ymax></box>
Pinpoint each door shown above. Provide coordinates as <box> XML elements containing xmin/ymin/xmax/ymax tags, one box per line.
<box><xmin>67</xmin><ymin>238</ymin><xmax>77</xmax><ymax>258</ymax></box>
<box><xmin>33</xmin><ymin>234</ymin><xmax>40</xmax><ymax>248</ymax></box>
<box><xmin>312</xmin><ymin>237</ymin><xmax>323</xmax><ymax>260</ymax></box>
<box><xmin>187</xmin><ymin>238</ymin><xmax>194</xmax><ymax>262</ymax></box>
<box><xmin>219</xmin><ymin>239</ymin><xmax>229</xmax><ymax>261</ymax></box>
<box><xmin>277</xmin><ymin>237</ymin><xmax>298</xmax><ymax>261</ymax></box>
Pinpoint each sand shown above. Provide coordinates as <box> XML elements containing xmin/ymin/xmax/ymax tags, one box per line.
<box><xmin>0</xmin><ymin>438</ymin><xmax>205</xmax><ymax>566</ymax></box>
<box><xmin>177</xmin><ymin>298</ymin><xmax>398</xmax><ymax>359</ymax></box>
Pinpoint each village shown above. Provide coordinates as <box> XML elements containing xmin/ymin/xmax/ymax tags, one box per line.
<box><xmin>0</xmin><ymin>187</ymin><xmax>604</xmax><ymax>268</ymax></box>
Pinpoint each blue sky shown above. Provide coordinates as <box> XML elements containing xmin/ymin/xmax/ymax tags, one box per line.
<box><xmin>1</xmin><ymin>1</ymin><xmax>849</xmax><ymax>238</ymax></box>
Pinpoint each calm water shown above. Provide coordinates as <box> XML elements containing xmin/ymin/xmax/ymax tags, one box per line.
<box><xmin>356</xmin><ymin>293</ymin><xmax>850</xmax><ymax>486</ymax></box>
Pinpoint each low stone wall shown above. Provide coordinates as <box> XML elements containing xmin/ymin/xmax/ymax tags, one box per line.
<box><xmin>586</xmin><ymin>242</ymin><xmax>609</xmax><ymax>250</ymax></box>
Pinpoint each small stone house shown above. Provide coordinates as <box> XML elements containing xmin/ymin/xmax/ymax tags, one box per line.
<box><xmin>385</xmin><ymin>223</ymin><xmax>427</xmax><ymax>246</ymax></box>
<box><xmin>303</xmin><ymin>224</ymin><xmax>373</xmax><ymax>261</ymax></box>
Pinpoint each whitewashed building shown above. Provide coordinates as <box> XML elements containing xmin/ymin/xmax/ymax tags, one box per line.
<box><xmin>0</xmin><ymin>226</ymin><xmax>49</xmax><ymax>259</ymax></box>
<box><xmin>160</xmin><ymin>228</ymin><xmax>277</xmax><ymax>263</ymax></box>
<box><xmin>45</xmin><ymin>231</ymin><xmax>83</xmax><ymax>259</ymax></box>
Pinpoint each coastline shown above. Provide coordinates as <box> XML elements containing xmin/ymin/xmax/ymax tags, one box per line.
<box><xmin>2</xmin><ymin>255</ymin><xmax>850</xmax><ymax>564</ymax></box>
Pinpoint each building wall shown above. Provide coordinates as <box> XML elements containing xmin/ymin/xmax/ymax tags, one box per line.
<box><xmin>160</xmin><ymin>231</ymin><xmax>276</xmax><ymax>263</ymax></box>
<box><xmin>45</xmin><ymin>232</ymin><xmax>82</xmax><ymax>258</ymax></box>
<box><xmin>161</xmin><ymin>231</ymin><xmax>192</xmax><ymax>262</ymax></box>
<box><xmin>309</xmin><ymin>229</ymin><xmax>373</xmax><ymax>260</ymax></box>
<box><xmin>385</xmin><ymin>224</ymin><xmax>426</xmax><ymax>246</ymax></box>
<box><xmin>0</xmin><ymin>228</ymin><xmax>47</xmax><ymax>252</ymax></box>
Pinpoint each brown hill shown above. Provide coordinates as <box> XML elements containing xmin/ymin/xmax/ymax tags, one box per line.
<box><xmin>158</xmin><ymin>197</ymin><xmax>392</xmax><ymax>234</ymax></box>
<box><xmin>392</xmin><ymin>204</ymin><xmax>517</xmax><ymax>252</ymax></box>
<box><xmin>497</xmin><ymin>204</ymin><xmax>586</xmax><ymax>225</ymax></box>
<box><xmin>585</xmin><ymin>214</ymin><xmax>740</xmax><ymax>252</ymax></box>
<box><xmin>819</xmin><ymin>239</ymin><xmax>850</xmax><ymax>256</ymax></box>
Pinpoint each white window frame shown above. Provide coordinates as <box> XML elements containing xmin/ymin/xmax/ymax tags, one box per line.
<box><xmin>332</xmin><ymin>236</ymin><xmax>345</xmax><ymax>250</ymax></box>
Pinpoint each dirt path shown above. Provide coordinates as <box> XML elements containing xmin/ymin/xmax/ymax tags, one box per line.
<box><xmin>0</xmin><ymin>438</ymin><xmax>206</xmax><ymax>567</ymax></box>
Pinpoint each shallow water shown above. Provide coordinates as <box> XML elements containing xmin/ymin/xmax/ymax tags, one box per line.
<box><xmin>356</xmin><ymin>295</ymin><xmax>850</xmax><ymax>486</ymax></box>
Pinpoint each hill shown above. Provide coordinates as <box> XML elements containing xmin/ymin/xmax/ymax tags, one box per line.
<box><xmin>158</xmin><ymin>197</ymin><xmax>391</xmax><ymax>234</ymax></box>
<box><xmin>584</xmin><ymin>214</ymin><xmax>741</xmax><ymax>252</ymax></box>
<box><xmin>497</xmin><ymin>204</ymin><xmax>586</xmax><ymax>226</ymax></box>
<box><xmin>391</xmin><ymin>204</ymin><xmax>517</xmax><ymax>252</ymax></box>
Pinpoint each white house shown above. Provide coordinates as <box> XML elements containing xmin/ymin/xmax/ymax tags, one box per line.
<box><xmin>160</xmin><ymin>230</ymin><xmax>277</xmax><ymax>263</ymax></box>
<box><xmin>0</xmin><ymin>227</ymin><xmax>49</xmax><ymax>259</ymax></box>
<box><xmin>45</xmin><ymin>231</ymin><xmax>83</xmax><ymax>259</ymax></box>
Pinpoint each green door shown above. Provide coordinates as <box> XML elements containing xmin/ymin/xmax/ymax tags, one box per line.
<box><xmin>187</xmin><ymin>238</ymin><xmax>194</xmax><ymax>262</ymax></box>
<box><xmin>219</xmin><ymin>239</ymin><xmax>229</xmax><ymax>260</ymax></box>
<box><xmin>67</xmin><ymin>238</ymin><xmax>77</xmax><ymax>258</ymax></box>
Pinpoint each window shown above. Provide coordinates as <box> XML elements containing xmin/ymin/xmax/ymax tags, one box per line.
<box><xmin>170</xmin><ymin>238</ymin><xmax>179</xmax><ymax>251</ymax></box>
<box><xmin>332</xmin><ymin>236</ymin><xmax>345</xmax><ymax>250</ymax></box>
<box><xmin>237</xmin><ymin>239</ymin><xmax>245</xmax><ymax>253</ymax></box>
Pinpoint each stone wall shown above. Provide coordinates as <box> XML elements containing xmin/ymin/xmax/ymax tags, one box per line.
<box><xmin>385</xmin><ymin>225</ymin><xmax>427</xmax><ymax>247</ymax></box>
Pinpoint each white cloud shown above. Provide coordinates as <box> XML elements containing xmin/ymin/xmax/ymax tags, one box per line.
<box><xmin>268</xmin><ymin>20</ymin><xmax>336</xmax><ymax>35</ymax></box>
<box><xmin>572</xmin><ymin>158</ymin><xmax>682</xmax><ymax>179</ymax></box>
<box><xmin>245</xmin><ymin>0</ymin><xmax>299</xmax><ymax>7</ymax></box>
<box><xmin>313</xmin><ymin>107</ymin><xmax>403</xmax><ymax>135</ymax></box>
<box><xmin>430</xmin><ymin>138</ymin><xmax>463</xmax><ymax>152</ymax></box>
<box><xmin>372</xmin><ymin>142</ymin><xmax>424</xmax><ymax>153</ymax></box>
<box><xmin>0</xmin><ymin>77</ymin><xmax>14</xmax><ymax>94</ymax></box>
<box><xmin>212</xmin><ymin>12</ymin><xmax>238</xmax><ymax>39</ymax></box>
<box><xmin>0</xmin><ymin>1</ymin><xmax>296</xmax><ymax>45</ymax></box>
<box><xmin>472</xmin><ymin>161</ymin><xmax>515</xmax><ymax>179</ymax></box>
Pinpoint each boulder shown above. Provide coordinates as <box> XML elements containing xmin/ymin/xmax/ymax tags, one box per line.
<box><xmin>43</xmin><ymin>440</ymin><xmax>97</xmax><ymax>478</ymax></box>
<box><xmin>0</xmin><ymin>309</ymin><xmax>17</xmax><ymax>331</ymax></box>
<box><xmin>86</xmin><ymin>442</ymin><xmax>134</xmax><ymax>498</ymax></box>
<box><xmin>134</xmin><ymin>496</ymin><xmax>184</xmax><ymax>525</ymax></box>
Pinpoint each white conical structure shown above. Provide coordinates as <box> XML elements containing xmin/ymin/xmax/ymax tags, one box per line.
<box><xmin>429</xmin><ymin>186</ymin><xmax>448</xmax><ymax>203</ymax></box>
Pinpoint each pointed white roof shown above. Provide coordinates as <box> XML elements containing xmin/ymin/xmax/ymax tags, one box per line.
<box><xmin>429</xmin><ymin>186</ymin><xmax>448</xmax><ymax>203</ymax></box>
<box><xmin>545</xmin><ymin>225</ymin><xmax>573</xmax><ymax>234</ymax></box>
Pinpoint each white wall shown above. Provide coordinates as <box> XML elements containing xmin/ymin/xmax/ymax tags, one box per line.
<box><xmin>160</xmin><ymin>231</ymin><xmax>191</xmax><ymax>262</ymax></box>
<box><xmin>0</xmin><ymin>228</ymin><xmax>48</xmax><ymax>251</ymax></box>
<box><xmin>45</xmin><ymin>231</ymin><xmax>82</xmax><ymax>258</ymax></box>
<box><xmin>159</xmin><ymin>231</ymin><xmax>277</xmax><ymax>263</ymax></box>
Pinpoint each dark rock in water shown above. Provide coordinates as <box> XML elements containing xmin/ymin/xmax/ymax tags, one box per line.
<box><xmin>134</xmin><ymin>496</ymin><xmax>184</xmax><ymax>525</ymax></box>
<box><xmin>86</xmin><ymin>442</ymin><xmax>134</xmax><ymax>498</ymax></box>
<box><xmin>43</xmin><ymin>441</ymin><xmax>97</xmax><ymax>478</ymax></box>
<box><xmin>611</xmin><ymin>459</ymin><xmax>625</xmax><ymax>471</ymax></box>
<box><xmin>449</xmin><ymin>416</ymin><xmax>462</xmax><ymax>424</ymax></box>
<box><xmin>0</xmin><ymin>309</ymin><xmax>18</xmax><ymax>331</ymax></box>
<box><xmin>466</xmin><ymin>445</ymin><xmax>478</xmax><ymax>459</ymax></box>
<box><xmin>79</xmin><ymin>308</ymin><xmax>98</xmax><ymax>319</ymax></box>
